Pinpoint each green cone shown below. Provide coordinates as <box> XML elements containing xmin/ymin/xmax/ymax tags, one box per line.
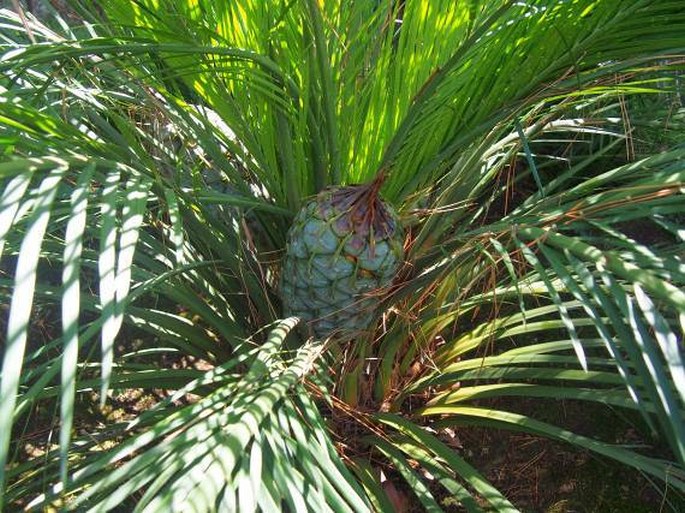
<box><xmin>280</xmin><ymin>175</ymin><xmax>404</xmax><ymax>338</ymax></box>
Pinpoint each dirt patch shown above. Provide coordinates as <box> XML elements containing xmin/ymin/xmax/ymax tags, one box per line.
<box><xmin>452</xmin><ymin>399</ymin><xmax>685</xmax><ymax>512</ymax></box>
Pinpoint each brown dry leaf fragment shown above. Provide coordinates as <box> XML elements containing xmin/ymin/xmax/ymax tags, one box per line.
<box><xmin>382</xmin><ymin>477</ymin><xmax>410</xmax><ymax>513</ymax></box>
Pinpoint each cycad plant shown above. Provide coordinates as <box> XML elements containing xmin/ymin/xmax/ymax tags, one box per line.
<box><xmin>1</xmin><ymin>1</ymin><xmax>684</xmax><ymax>511</ymax></box>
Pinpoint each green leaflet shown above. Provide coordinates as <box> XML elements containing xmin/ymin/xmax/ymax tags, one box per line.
<box><xmin>0</xmin><ymin>164</ymin><xmax>65</xmax><ymax>511</ymax></box>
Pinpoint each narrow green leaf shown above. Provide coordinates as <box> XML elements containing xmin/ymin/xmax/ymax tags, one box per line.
<box><xmin>348</xmin><ymin>459</ymin><xmax>397</xmax><ymax>513</ymax></box>
<box><xmin>98</xmin><ymin>169</ymin><xmax>120</xmax><ymax>407</ymax></box>
<box><xmin>255</xmin><ymin>445</ymin><xmax>283</xmax><ymax>513</ymax></box>
<box><xmin>305</xmin><ymin>0</ymin><xmax>340</xmax><ymax>185</ymax></box>
<box><xmin>134</xmin><ymin>454</ymin><xmax>186</xmax><ymax>512</ymax></box>
<box><xmin>263</xmin><ymin>429</ymin><xmax>310</xmax><ymax>513</ymax></box>
<box><xmin>281</xmin><ymin>400</ymin><xmax>370</xmax><ymax>512</ymax></box>
<box><xmin>425</xmin><ymin>406</ymin><xmax>685</xmax><ymax>491</ymax></box>
<box><xmin>72</xmin><ymin>388</ymin><xmax>236</xmax><ymax>508</ymax></box>
<box><xmin>373</xmin><ymin>437</ymin><xmax>444</xmax><ymax>513</ymax></box>
<box><xmin>0</xmin><ymin>165</ymin><xmax>64</xmax><ymax>510</ymax></box>
<box><xmin>99</xmin><ymin>172</ymin><xmax>152</xmax><ymax>405</ymax></box>
<box><xmin>378</xmin><ymin>1</ymin><xmax>513</xmax><ymax>176</ymax></box>
<box><xmin>391</xmin><ymin>437</ymin><xmax>482</xmax><ymax>512</ymax></box>
<box><xmin>176</xmin><ymin>451</ymin><xmax>232</xmax><ymax>513</ymax></box>
<box><xmin>489</xmin><ymin>237</ymin><xmax>526</xmax><ymax>317</ymax></box>
<box><xmin>515</xmin><ymin>119</ymin><xmax>544</xmax><ymax>196</ymax></box>
<box><xmin>634</xmin><ymin>283</ymin><xmax>685</xmax><ymax>405</ymax></box>
<box><xmin>59</xmin><ymin>162</ymin><xmax>95</xmax><ymax>490</ymax></box>
<box><xmin>163</xmin><ymin>189</ymin><xmax>185</xmax><ymax>266</ymax></box>
<box><xmin>618</xmin><ymin>282</ymin><xmax>685</xmax><ymax>466</ymax></box>
<box><xmin>246</xmin><ymin>316</ymin><xmax>300</xmax><ymax>381</ymax></box>
<box><xmin>564</xmin><ymin>252</ymin><xmax>658</xmax><ymax>434</ymax></box>
<box><xmin>515</xmin><ymin>237</ymin><xmax>587</xmax><ymax>370</ymax></box>
<box><xmin>539</xmin><ymin>245</ymin><xmax>654</xmax><ymax>424</ymax></box>
<box><xmin>113</xmin><ymin>175</ymin><xmax>151</xmax><ymax>314</ymax></box>
<box><xmin>376</xmin><ymin>413</ymin><xmax>518</xmax><ymax>512</ymax></box>
<box><xmin>517</xmin><ymin>226</ymin><xmax>685</xmax><ymax>309</ymax></box>
<box><xmin>431</xmin><ymin>383</ymin><xmax>644</xmax><ymax>412</ymax></box>
<box><xmin>246</xmin><ymin>438</ymin><xmax>264</xmax><ymax>513</ymax></box>
<box><xmin>0</xmin><ymin>172</ymin><xmax>31</xmax><ymax>259</ymax></box>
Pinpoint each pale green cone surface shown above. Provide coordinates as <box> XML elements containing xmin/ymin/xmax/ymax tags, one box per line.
<box><xmin>280</xmin><ymin>177</ymin><xmax>404</xmax><ymax>338</ymax></box>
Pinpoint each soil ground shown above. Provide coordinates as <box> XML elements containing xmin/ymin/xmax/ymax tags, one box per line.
<box><xmin>421</xmin><ymin>398</ymin><xmax>685</xmax><ymax>512</ymax></box>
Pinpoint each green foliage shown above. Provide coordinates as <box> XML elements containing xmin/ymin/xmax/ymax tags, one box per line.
<box><xmin>1</xmin><ymin>1</ymin><xmax>684</xmax><ymax>511</ymax></box>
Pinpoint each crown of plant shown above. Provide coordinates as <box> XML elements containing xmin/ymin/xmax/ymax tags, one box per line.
<box><xmin>280</xmin><ymin>172</ymin><xmax>404</xmax><ymax>338</ymax></box>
